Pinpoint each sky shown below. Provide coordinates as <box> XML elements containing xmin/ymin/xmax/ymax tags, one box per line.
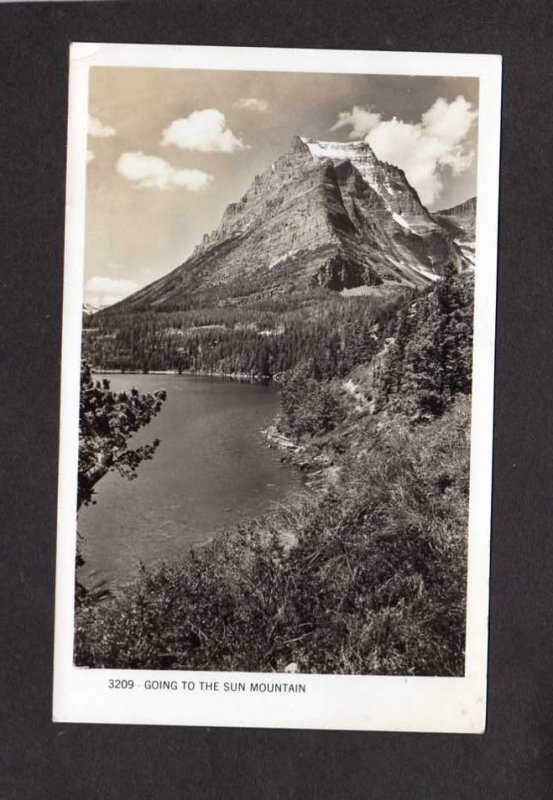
<box><xmin>84</xmin><ymin>67</ymin><xmax>479</xmax><ymax>308</ymax></box>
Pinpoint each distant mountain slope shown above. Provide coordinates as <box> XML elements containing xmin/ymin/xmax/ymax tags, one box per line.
<box><xmin>436</xmin><ymin>197</ymin><xmax>477</xmax><ymax>217</ymax></box>
<box><xmin>433</xmin><ymin>197</ymin><xmax>476</xmax><ymax>266</ymax></box>
<box><xmin>82</xmin><ymin>303</ymin><xmax>100</xmax><ymax>325</ymax></box>
<box><xmin>105</xmin><ymin>138</ymin><xmax>474</xmax><ymax>316</ymax></box>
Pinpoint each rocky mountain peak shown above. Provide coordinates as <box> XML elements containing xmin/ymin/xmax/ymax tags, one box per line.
<box><xmin>290</xmin><ymin>134</ymin><xmax>312</xmax><ymax>154</ymax></box>
<box><xmin>300</xmin><ymin>136</ymin><xmax>437</xmax><ymax>232</ymax></box>
<box><xmin>108</xmin><ymin>135</ymin><xmax>475</xmax><ymax>314</ymax></box>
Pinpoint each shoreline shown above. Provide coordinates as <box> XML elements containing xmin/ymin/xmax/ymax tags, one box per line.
<box><xmin>91</xmin><ymin>367</ymin><xmax>334</xmax><ymax>489</ymax></box>
<box><xmin>263</xmin><ymin>424</ymin><xmax>341</xmax><ymax>492</ymax></box>
<box><xmin>91</xmin><ymin>367</ymin><xmax>272</xmax><ymax>383</ymax></box>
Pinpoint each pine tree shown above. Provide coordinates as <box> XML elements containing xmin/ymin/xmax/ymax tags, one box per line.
<box><xmin>78</xmin><ymin>362</ymin><xmax>167</xmax><ymax>510</ymax></box>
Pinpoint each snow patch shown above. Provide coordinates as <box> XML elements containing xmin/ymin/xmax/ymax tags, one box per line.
<box><xmin>302</xmin><ymin>139</ymin><xmax>368</xmax><ymax>163</ymax></box>
<box><xmin>269</xmin><ymin>249</ymin><xmax>299</xmax><ymax>270</ymax></box>
<box><xmin>410</xmin><ymin>263</ymin><xmax>440</xmax><ymax>282</ymax></box>
<box><xmin>392</xmin><ymin>212</ymin><xmax>414</xmax><ymax>232</ymax></box>
<box><xmin>343</xmin><ymin>379</ymin><xmax>359</xmax><ymax>395</ymax></box>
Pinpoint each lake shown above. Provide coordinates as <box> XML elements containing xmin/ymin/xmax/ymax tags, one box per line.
<box><xmin>78</xmin><ymin>374</ymin><xmax>306</xmax><ymax>592</ymax></box>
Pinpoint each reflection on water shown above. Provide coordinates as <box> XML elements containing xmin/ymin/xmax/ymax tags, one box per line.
<box><xmin>78</xmin><ymin>374</ymin><xmax>305</xmax><ymax>591</ymax></box>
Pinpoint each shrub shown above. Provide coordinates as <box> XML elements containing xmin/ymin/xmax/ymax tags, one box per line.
<box><xmin>280</xmin><ymin>368</ymin><xmax>344</xmax><ymax>439</ymax></box>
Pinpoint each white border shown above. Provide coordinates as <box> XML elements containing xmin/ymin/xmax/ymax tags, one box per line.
<box><xmin>53</xmin><ymin>44</ymin><xmax>502</xmax><ymax>732</ymax></box>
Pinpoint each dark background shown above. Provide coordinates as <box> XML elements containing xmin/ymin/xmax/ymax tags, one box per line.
<box><xmin>1</xmin><ymin>1</ymin><xmax>551</xmax><ymax>797</ymax></box>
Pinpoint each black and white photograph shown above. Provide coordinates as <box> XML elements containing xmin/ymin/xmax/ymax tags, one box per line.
<box><xmin>53</xmin><ymin>44</ymin><xmax>501</xmax><ymax>731</ymax></box>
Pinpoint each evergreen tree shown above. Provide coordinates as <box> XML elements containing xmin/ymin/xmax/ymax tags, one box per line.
<box><xmin>377</xmin><ymin>269</ymin><xmax>473</xmax><ymax>421</ymax></box>
<box><xmin>78</xmin><ymin>362</ymin><xmax>167</xmax><ymax>510</ymax></box>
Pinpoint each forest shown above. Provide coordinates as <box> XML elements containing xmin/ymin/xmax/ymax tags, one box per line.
<box><xmin>83</xmin><ymin>287</ymin><xmax>410</xmax><ymax>379</ymax></box>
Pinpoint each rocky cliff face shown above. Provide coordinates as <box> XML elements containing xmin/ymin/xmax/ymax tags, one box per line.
<box><xmin>433</xmin><ymin>197</ymin><xmax>477</xmax><ymax>266</ymax></box>
<box><xmin>300</xmin><ymin>137</ymin><xmax>439</xmax><ymax>233</ymax></box>
<box><xmin>110</xmin><ymin>137</ymin><xmax>474</xmax><ymax>313</ymax></box>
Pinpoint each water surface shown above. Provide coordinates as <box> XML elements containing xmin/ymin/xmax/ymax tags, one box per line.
<box><xmin>79</xmin><ymin>374</ymin><xmax>305</xmax><ymax>591</ymax></box>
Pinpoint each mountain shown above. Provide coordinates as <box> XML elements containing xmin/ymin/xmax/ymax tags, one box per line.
<box><xmin>82</xmin><ymin>303</ymin><xmax>100</xmax><ymax>324</ymax></box>
<box><xmin>106</xmin><ymin>137</ymin><xmax>474</xmax><ymax>315</ymax></box>
<box><xmin>433</xmin><ymin>197</ymin><xmax>477</xmax><ymax>266</ymax></box>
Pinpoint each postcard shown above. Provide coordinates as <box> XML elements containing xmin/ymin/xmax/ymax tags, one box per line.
<box><xmin>53</xmin><ymin>43</ymin><xmax>501</xmax><ymax>731</ymax></box>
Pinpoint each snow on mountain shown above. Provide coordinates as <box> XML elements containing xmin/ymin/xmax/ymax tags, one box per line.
<box><xmin>300</xmin><ymin>137</ymin><xmax>440</xmax><ymax>234</ymax></box>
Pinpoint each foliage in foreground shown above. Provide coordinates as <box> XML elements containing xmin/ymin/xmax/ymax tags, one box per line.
<box><xmin>78</xmin><ymin>363</ymin><xmax>166</xmax><ymax>510</ymax></box>
<box><xmin>75</xmin><ymin>397</ymin><xmax>470</xmax><ymax>676</ymax></box>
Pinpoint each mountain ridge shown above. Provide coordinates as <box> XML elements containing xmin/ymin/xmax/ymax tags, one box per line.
<box><xmin>432</xmin><ymin>196</ymin><xmax>477</xmax><ymax>266</ymax></box>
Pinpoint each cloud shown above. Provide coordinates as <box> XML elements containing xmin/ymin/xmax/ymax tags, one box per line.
<box><xmin>86</xmin><ymin>149</ymin><xmax>95</xmax><ymax>163</ymax></box>
<box><xmin>88</xmin><ymin>115</ymin><xmax>116</xmax><ymax>138</ymax></box>
<box><xmin>161</xmin><ymin>109</ymin><xmax>247</xmax><ymax>152</ymax></box>
<box><xmin>234</xmin><ymin>97</ymin><xmax>269</xmax><ymax>113</ymax></box>
<box><xmin>331</xmin><ymin>105</ymin><xmax>382</xmax><ymax>139</ymax></box>
<box><xmin>330</xmin><ymin>95</ymin><xmax>478</xmax><ymax>205</ymax></box>
<box><xmin>85</xmin><ymin>276</ymin><xmax>140</xmax><ymax>309</ymax></box>
<box><xmin>117</xmin><ymin>152</ymin><xmax>214</xmax><ymax>190</ymax></box>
